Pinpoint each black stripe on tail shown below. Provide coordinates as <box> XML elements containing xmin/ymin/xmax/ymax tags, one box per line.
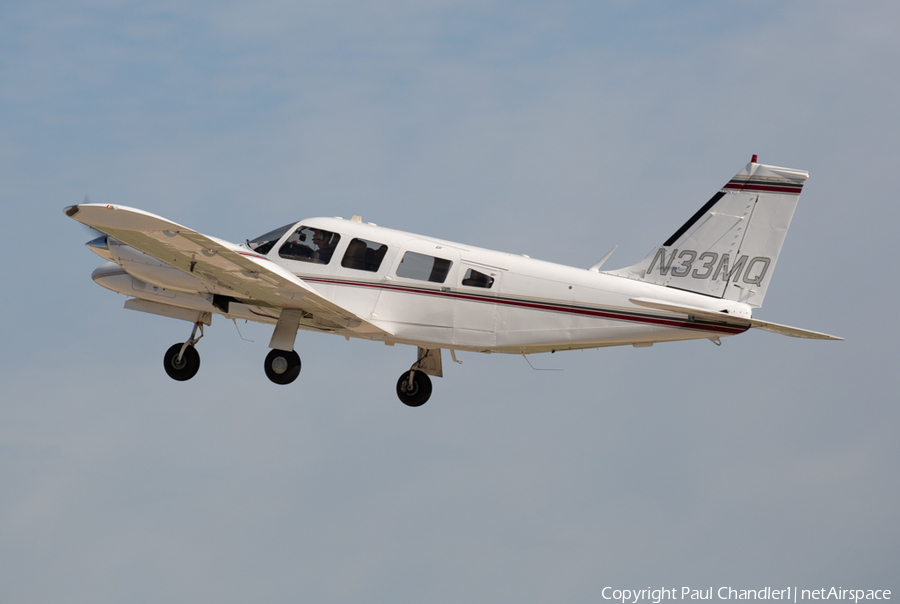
<box><xmin>663</xmin><ymin>191</ymin><xmax>726</xmax><ymax>247</ymax></box>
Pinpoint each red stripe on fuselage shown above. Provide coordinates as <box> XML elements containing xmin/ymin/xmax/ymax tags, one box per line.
<box><xmin>302</xmin><ymin>276</ymin><xmax>747</xmax><ymax>336</ymax></box>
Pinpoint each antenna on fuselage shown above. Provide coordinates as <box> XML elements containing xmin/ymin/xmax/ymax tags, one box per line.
<box><xmin>588</xmin><ymin>246</ymin><xmax>618</xmax><ymax>272</ymax></box>
<box><xmin>521</xmin><ymin>353</ymin><xmax>563</xmax><ymax>372</ymax></box>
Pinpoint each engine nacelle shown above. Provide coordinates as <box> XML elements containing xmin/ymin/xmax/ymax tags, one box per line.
<box><xmin>90</xmin><ymin>261</ymin><xmax>277</xmax><ymax>325</ymax></box>
<box><xmin>108</xmin><ymin>239</ymin><xmax>220</xmax><ymax>295</ymax></box>
<box><xmin>90</xmin><ymin>261</ymin><xmax>217</xmax><ymax>312</ymax></box>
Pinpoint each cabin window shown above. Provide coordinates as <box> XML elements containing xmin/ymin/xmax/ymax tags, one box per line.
<box><xmin>396</xmin><ymin>251</ymin><xmax>453</xmax><ymax>283</ymax></box>
<box><xmin>341</xmin><ymin>238</ymin><xmax>388</xmax><ymax>272</ymax></box>
<box><xmin>461</xmin><ymin>268</ymin><xmax>494</xmax><ymax>289</ymax></box>
<box><xmin>247</xmin><ymin>223</ymin><xmax>294</xmax><ymax>255</ymax></box>
<box><xmin>278</xmin><ymin>226</ymin><xmax>341</xmax><ymax>264</ymax></box>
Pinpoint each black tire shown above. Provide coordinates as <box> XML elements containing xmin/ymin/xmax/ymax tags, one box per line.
<box><xmin>264</xmin><ymin>349</ymin><xmax>301</xmax><ymax>385</ymax></box>
<box><xmin>163</xmin><ymin>343</ymin><xmax>200</xmax><ymax>381</ymax></box>
<box><xmin>396</xmin><ymin>370</ymin><xmax>432</xmax><ymax>407</ymax></box>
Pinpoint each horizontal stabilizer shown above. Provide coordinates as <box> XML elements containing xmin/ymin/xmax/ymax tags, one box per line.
<box><xmin>629</xmin><ymin>298</ymin><xmax>842</xmax><ymax>340</ymax></box>
<box><xmin>746</xmin><ymin>319</ymin><xmax>843</xmax><ymax>340</ymax></box>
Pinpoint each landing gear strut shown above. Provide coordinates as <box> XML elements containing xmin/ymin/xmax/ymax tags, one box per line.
<box><xmin>264</xmin><ymin>349</ymin><xmax>301</xmax><ymax>385</ymax></box>
<box><xmin>163</xmin><ymin>322</ymin><xmax>204</xmax><ymax>381</ymax></box>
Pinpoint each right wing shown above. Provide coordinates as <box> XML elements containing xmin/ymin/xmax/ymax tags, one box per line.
<box><xmin>65</xmin><ymin>203</ymin><xmax>390</xmax><ymax>336</ymax></box>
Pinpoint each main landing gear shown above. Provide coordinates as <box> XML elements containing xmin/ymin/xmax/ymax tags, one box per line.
<box><xmin>264</xmin><ymin>349</ymin><xmax>301</xmax><ymax>385</ymax></box>
<box><xmin>396</xmin><ymin>370</ymin><xmax>432</xmax><ymax>407</ymax></box>
<box><xmin>395</xmin><ymin>347</ymin><xmax>443</xmax><ymax>407</ymax></box>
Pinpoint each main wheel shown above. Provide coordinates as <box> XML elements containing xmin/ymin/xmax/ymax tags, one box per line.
<box><xmin>163</xmin><ymin>343</ymin><xmax>200</xmax><ymax>381</ymax></box>
<box><xmin>396</xmin><ymin>370</ymin><xmax>432</xmax><ymax>407</ymax></box>
<box><xmin>264</xmin><ymin>349</ymin><xmax>301</xmax><ymax>385</ymax></box>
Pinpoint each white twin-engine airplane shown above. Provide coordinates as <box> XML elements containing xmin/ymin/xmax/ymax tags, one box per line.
<box><xmin>66</xmin><ymin>156</ymin><xmax>840</xmax><ymax>406</ymax></box>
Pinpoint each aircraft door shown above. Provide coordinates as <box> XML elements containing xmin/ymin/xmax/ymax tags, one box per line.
<box><xmin>454</xmin><ymin>263</ymin><xmax>503</xmax><ymax>347</ymax></box>
<box><xmin>373</xmin><ymin>241</ymin><xmax>460</xmax><ymax>331</ymax></box>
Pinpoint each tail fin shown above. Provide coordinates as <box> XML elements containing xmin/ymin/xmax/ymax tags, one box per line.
<box><xmin>607</xmin><ymin>157</ymin><xmax>808</xmax><ymax>307</ymax></box>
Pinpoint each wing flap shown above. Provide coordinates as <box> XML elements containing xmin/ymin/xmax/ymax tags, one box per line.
<box><xmin>629</xmin><ymin>297</ymin><xmax>842</xmax><ymax>341</ymax></box>
<box><xmin>67</xmin><ymin>204</ymin><xmax>389</xmax><ymax>336</ymax></box>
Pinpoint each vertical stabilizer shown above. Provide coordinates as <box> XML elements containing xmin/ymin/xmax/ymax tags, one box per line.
<box><xmin>607</xmin><ymin>158</ymin><xmax>808</xmax><ymax>307</ymax></box>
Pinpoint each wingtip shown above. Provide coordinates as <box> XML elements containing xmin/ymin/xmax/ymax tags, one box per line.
<box><xmin>64</xmin><ymin>205</ymin><xmax>80</xmax><ymax>218</ymax></box>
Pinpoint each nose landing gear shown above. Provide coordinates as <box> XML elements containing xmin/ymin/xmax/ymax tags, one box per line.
<box><xmin>163</xmin><ymin>321</ymin><xmax>204</xmax><ymax>381</ymax></box>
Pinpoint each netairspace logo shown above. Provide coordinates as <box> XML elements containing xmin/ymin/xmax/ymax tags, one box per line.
<box><xmin>601</xmin><ymin>588</ymin><xmax>892</xmax><ymax>604</ymax></box>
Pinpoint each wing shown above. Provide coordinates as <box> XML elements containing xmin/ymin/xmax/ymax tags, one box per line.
<box><xmin>65</xmin><ymin>203</ymin><xmax>389</xmax><ymax>337</ymax></box>
<box><xmin>629</xmin><ymin>297</ymin><xmax>843</xmax><ymax>341</ymax></box>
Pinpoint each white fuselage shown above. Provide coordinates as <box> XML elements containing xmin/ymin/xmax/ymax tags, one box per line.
<box><xmin>91</xmin><ymin>216</ymin><xmax>751</xmax><ymax>354</ymax></box>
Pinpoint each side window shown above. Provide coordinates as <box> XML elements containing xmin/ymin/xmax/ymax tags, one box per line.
<box><xmin>279</xmin><ymin>226</ymin><xmax>341</xmax><ymax>264</ymax></box>
<box><xmin>396</xmin><ymin>251</ymin><xmax>453</xmax><ymax>283</ymax></box>
<box><xmin>341</xmin><ymin>238</ymin><xmax>389</xmax><ymax>272</ymax></box>
<box><xmin>461</xmin><ymin>268</ymin><xmax>494</xmax><ymax>289</ymax></box>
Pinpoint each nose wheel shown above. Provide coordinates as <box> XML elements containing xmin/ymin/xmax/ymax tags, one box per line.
<box><xmin>265</xmin><ymin>349</ymin><xmax>301</xmax><ymax>385</ymax></box>
<box><xmin>163</xmin><ymin>343</ymin><xmax>201</xmax><ymax>381</ymax></box>
<box><xmin>163</xmin><ymin>321</ymin><xmax>204</xmax><ymax>381</ymax></box>
<box><xmin>396</xmin><ymin>370</ymin><xmax>432</xmax><ymax>407</ymax></box>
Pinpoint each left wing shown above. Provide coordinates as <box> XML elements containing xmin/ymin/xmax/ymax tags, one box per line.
<box><xmin>629</xmin><ymin>297</ymin><xmax>843</xmax><ymax>340</ymax></box>
<box><xmin>65</xmin><ymin>203</ymin><xmax>389</xmax><ymax>336</ymax></box>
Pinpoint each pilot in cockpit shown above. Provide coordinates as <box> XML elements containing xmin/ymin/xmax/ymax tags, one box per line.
<box><xmin>312</xmin><ymin>229</ymin><xmax>337</xmax><ymax>263</ymax></box>
<box><xmin>277</xmin><ymin>226</ymin><xmax>340</xmax><ymax>264</ymax></box>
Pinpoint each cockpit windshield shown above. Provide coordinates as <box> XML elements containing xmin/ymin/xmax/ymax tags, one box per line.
<box><xmin>246</xmin><ymin>223</ymin><xmax>294</xmax><ymax>255</ymax></box>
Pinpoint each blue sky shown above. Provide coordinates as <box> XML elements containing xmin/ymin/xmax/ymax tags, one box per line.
<box><xmin>1</xmin><ymin>1</ymin><xmax>898</xmax><ymax>601</ymax></box>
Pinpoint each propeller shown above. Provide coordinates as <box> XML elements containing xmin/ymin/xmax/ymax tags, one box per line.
<box><xmin>80</xmin><ymin>223</ymin><xmax>104</xmax><ymax>238</ymax></box>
